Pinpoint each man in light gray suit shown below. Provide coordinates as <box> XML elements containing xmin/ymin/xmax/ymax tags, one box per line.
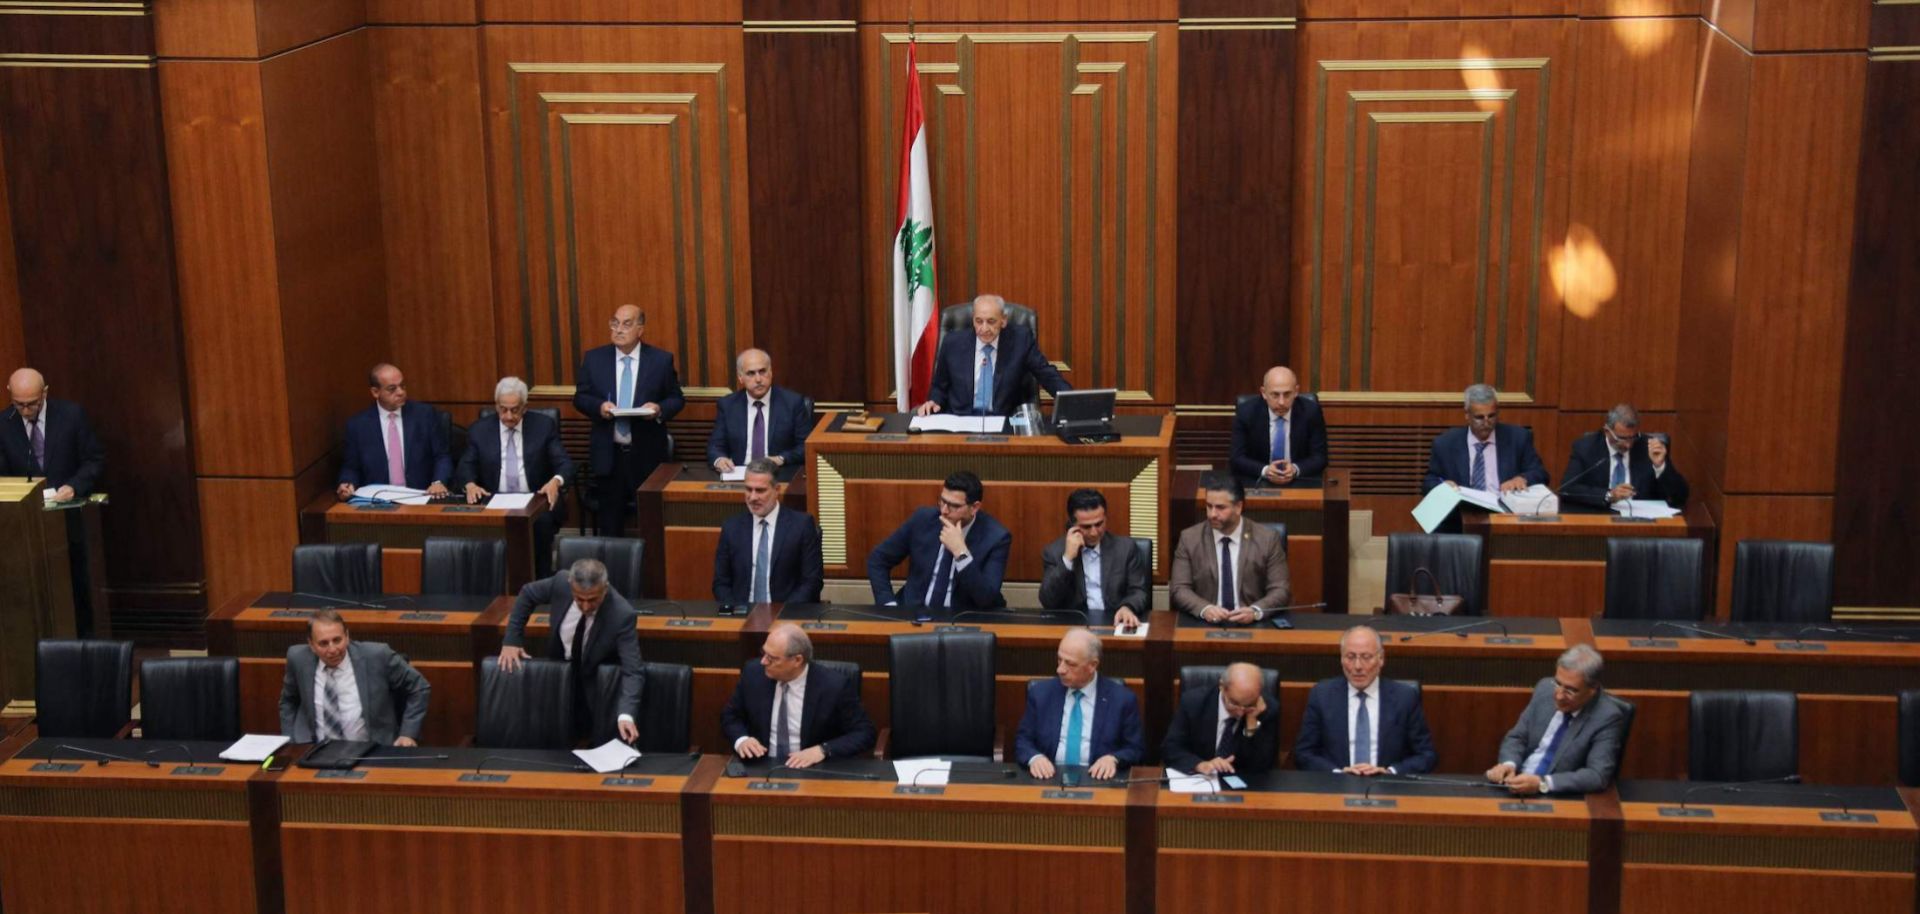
<box><xmin>1487</xmin><ymin>644</ymin><xmax>1633</xmax><ymax>795</ymax></box>
<box><xmin>499</xmin><ymin>558</ymin><xmax>644</xmax><ymax>744</ymax></box>
<box><xmin>1040</xmin><ymin>489</ymin><xmax>1151</xmax><ymax>629</ymax></box>
<box><xmin>280</xmin><ymin>608</ymin><xmax>432</xmax><ymax>746</ymax></box>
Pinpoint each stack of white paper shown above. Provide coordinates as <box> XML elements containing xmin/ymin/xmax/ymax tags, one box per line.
<box><xmin>893</xmin><ymin>758</ymin><xmax>952</xmax><ymax>786</ymax></box>
<box><xmin>717</xmin><ymin>467</ymin><xmax>747</xmax><ymax>482</ymax></box>
<box><xmin>1165</xmin><ymin>768</ymin><xmax>1219</xmax><ymax>794</ymax></box>
<box><xmin>1612</xmin><ymin>499</ymin><xmax>1682</xmax><ymax>520</ymax></box>
<box><xmin>220</xmin><ymin>734</ymin><xmax>291</xmax><ymax>762</ymax></box>
<box><xmin>908</xmin><ymin>415</ymin><xmax>1006</xmax><ymax>434</ymax></box>
<box><xmin>352</xmin><ymin>484</ymin><xmax>432</xmax><ymax>504</ymax></box>
<box><xmin>609</xmin><ymin>405</ymin><xmax>658</xmax><ymax>417</ymax></box>
<box><xmin>573</xmin><ymin>739</ymin><xmax>642</xmax><ymax>773</ymax></box>
<box><xmin>1501</xmin><ymin>484</ymin><xmax>1559</xmax><ymax>517</ymax></box>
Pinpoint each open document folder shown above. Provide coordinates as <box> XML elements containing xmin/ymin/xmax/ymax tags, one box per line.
<box><xmin>1411</xmin><ymin>484</ymin><xmax>1508</xmax><ymax>533</ymax></box>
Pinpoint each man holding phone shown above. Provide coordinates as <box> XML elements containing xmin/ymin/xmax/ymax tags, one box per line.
<box><xmin>1229</xmin><ymin>365</ymin><xmax>1328</xmax><ymax>487</ymax></box>
<box><xmin>1039</xmin><ymin>489</ymin><xmax>1150</xmax><ymax>629</ymax></box>
<box><xmin>1162</xmin><ymin>662</ymin><xmax>1281</xmax><ymax>779</ymax></box>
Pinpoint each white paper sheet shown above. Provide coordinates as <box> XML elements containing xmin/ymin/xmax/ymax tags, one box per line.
<box><xmin>1411</xmin><ymin>485</ymin><xmax>1463</xmax><ymax>533</ymax></box>
<box><xmin>718</xmin><ymin>467</ymin><xmax>747</xmax><ymax>482</ymax></box>
<box><xmin>219</xmin><ymin>734</ymin><xmax>291</xmax><ymax>763</ymax></box>
<box><xmin>893</xmin><ymin>758</ymin><xmax>952</xmax><ymax>786</ymax></box>
<box><xmin>1105</xmin><ymin>623</ymin><xmax>1149</xmax><ymax>639</ymax></box>
<box><xmin>1612</xmin><ymin>499</ymin><xmax>1682</xmax><ymax>519</ymax></box>
<box><xmin>485</xmin><ymin>493</ymin><xmax>536</xmax><ymax>510</ymax></box>
<box><xmin>1500</xmin><ymin>484</ymin><xmax>1559</xmax><ymax>517</ymax></box>
<box><xmin>351</xmin><ymin>484</ymin><xmax>433</xmax><ymax>504</ymax></box>
<box><xmin>1455</xmin><ymin>486</ymin><xmax>1508</xmax><ymax>513</ymax></box>
<box><xmin>908</xmin><ymin>415</ymin><xmax>1006</xmax><ymax>434</ymax></box>
<box><xmin>1165</xmin><ymin>768</ymin><xmax>1220</xmax><ymax>794</ymax></box>
<box><xmin>609</xmin><ymin>405</ymin><xmax>658</xmax><ymax>417</ymax></box>
<box><xmin>573</xmin><ymin>739</ymin><xmax>642</xmax><ymax>774</ymax></box>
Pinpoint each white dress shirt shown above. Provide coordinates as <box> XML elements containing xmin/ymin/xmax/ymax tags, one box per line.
<box><xmin>314</xmin><ymin>658</ymin><xmax>368</xmax><ymax>741</ymax></box>
<box><xmin>1465</xmin><ymin>431</ymin><xmax>1499</xmax><ymax>492</ymax></box>
<box><xmin>1041</xmin><ymin>674</ymin><xmax>1098</xmax><ymax>765</ymax></box>
<box><xmin>613</xmin><ymin>345</ymin><xmax>640</xmax><ymax>445</ymax></box>
<box><xmin>1345</xmin><ymin>679</ymin><xmax>1382</xmax><ymax>770</ymax></box>
<box><xmin>1517</xmin><ymin>708</ymin><xmax>1578</xmax><ymax>793</ymax></box>
<box><xmin>557</xmin><ymin>600</ymin><xmax>633</xmax><ymax>726</ymax></box>
<box><xmin>1213</xmin><ymin>522</ymin><xmax>1266</xmax><ymax>616</ymax></box>
<box><xmin>919</xmin><ymin>518</ymin><xmax>975</xmax><ymax>606</ymax></box>
<box><xmin>741</xmin><ymin>392</ymin><xmax>772</xmax><ymax>459</ymax></box>
<box><xmin>1068</xmin><ymin>543</ymin><xmax>1106</xmax><ymax>611</ymax></box>
<box><xmin>736</xmin><ymin>664</ymin><xmax>809</xmax><ymax>755</ymax></box>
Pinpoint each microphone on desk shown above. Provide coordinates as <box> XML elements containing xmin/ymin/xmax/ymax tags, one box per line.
<box><xmin>1557</xmin><ymin>450</ymin><xmax>1614</xmax><ymax>502</ymax></box>
<box><xmin>474</xmin><ymin>755</ymin><xmax>589</xmax><ymax>774</ymax></box>
<box><xmin>818</xmin><ymin>605</ymin><xmax>924</xmax><ymax>627</ymax></box>
<box><xmin>1391</xmin><ymin>772</ymin><xmax>1504</xmax><ymax>790</ymax></box>
<box><xmin>290</xmin><ymin>592</ymin><xmax>404</xmax><ymax>610</ymax></box>
<box><xmin>1796</xmin><ymin>625</ymin><xmax>1913</xmax><ymax>643</ymax></box>
<box><xmin>142</xmin><ymin>743</ymin><xmax>197</xmax><ymax>766</ymax></box>
<box><xmin>58</xmin><ymin>744</ymin><xmax>158</xmax><ymax>768</ymax></box>
<box><xmin>948</xmin><ymin>608</ymin><xmax>1091</xmax><ymax>625</ymax></box>
<box><xmin>361</xmin><ymin>752</ymin><xmax>452</xmax><ymax>763</ymax></box>
<box><xmin>1398</xmin><ymin>619</ymin><xmax>1508</xmax><ymax>642</ymax></box>
<box><xmin>1650</xmin><ymin>621</ymin><xmax>1756</xmax><ymax>646</ymax></box>
<box><xmin>1678</xmin><ymin>774</ymin><xmax>1801</xmax><ymax>808</ymax></box>
<box><xmin>762</xmin><ymin>764</ymin><xmax>883</xmax><ymax>784</ymax></box>
<box><xmin>1263</xmin><ymin>602</ymin><xmax>1328</xmax><ymax>616</ymax></box>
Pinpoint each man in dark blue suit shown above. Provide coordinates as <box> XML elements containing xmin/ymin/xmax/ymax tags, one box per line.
<box><xmin>1559</xmin><ymin>403</ymin><xmax>1689</xmax><ymax>511</ymax></box>
<box><xmin>3</xmin><ymin>368</ymin><xmax>107</xmax><ymax>635</ymax></box>
<box><xmin>573</xmin><ymin>304</ymin><xmax>685</xmax><ymax>536</ymax></box>
<box><xmin>713</xmin><ymin>459</ymin><xmax>824</xmax><ymax>605</ymax></box>
<box><xmin>1293</xmin><ymin>626</ymin><xmax>1436</xmax><ymax>775</ymax></box>
<box><xmin>1422</xmin><ymin>384</ymin><xmax>1549</xmax><ymax>529</ymax></box>
<box><xmin>1229</xmin><ymin>365</ymin><xmax>1330</xmax><ymax>487</ymax></box>
<box><xmin>722</xmin><ymin>624</ymin><xmax>876</xmax><ymax>768</ymax></box>
<box><xmin>707</xmin><ymin>349</ymin><xmax>813</xmax><ymax>474</ymax></box>
<box><xmin>1162</xmin><ymin>662</ymin><xmax>1281</xmax><ymax>778</ymax></box>
<box><xmin>915</xmin><ymin>294</ymin><xmax>1070</xmax><ymax>417</ymax></box>
<box><xmin>865</xmin><ymin>470</ymin><xmax>1011</xmax><ymax>610</ymax></box>
<box><xmin>457</xmin><ymin>376</ymin><xmax>575</xmax><ymax>578</ymax></box>
<box><xmin>335</xmin><ymin>363</ymin><xmax>452</xmax><ymax>499</ymax></box>
<box><xmin>1015</xmin><ymin>629</ymin><xmax>1144</xmax><ymax>780</ymax></box>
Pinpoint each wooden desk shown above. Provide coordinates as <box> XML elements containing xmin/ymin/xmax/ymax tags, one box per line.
<box><xmin>1465</xmin><ymin>505</ymin><xmax>1716</xmax><ymax>618</ymax></box>
<box><xmin>0</xmin><ymin>736</ymin><xmax>270</xmax><ymax>914</ymax></box>
<box><xmin>635</xmin><ymin>463</ymin><xmax>808</xmax><ymax>601</ymax></box>
<box><xmin>1170</xmin><ymin>468</ymin><xmax>1352</xmax><ymax>613</ymax></box>
<box><xmin>1617</xmin><ymin>780</ymin><xmax>1918</xmax><ymax>913</ymax></box>
<box><xmin>805</xmin><ymin>412</ymin><xmax>1176</xmax><ymax>584</ymax></box>
<box><xmin>205</xmin><ymin>591</ymin><xmax>504</xmax><ymax>747</ymax></box>
<box><xmin>298</xmin><ymin>492</ymin><xmax>550</xmax><ymax>593</ymax></box>
<box><xmin>1157</xmin><ymin>771</ymin><xmax>1595</xmax><ymax>913</ymax></box>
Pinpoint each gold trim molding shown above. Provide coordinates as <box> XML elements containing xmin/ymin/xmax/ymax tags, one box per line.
<box><xmin>744</xmin><ymin>20</ymin><xmax>855</xmax><ymax>33</ymax></box>
<box><xmin>1177</xmin><ymin>17</ymin><xmax>1297</xmax><ymax>31</ymax></box>
<box><xmin>1315</xmin><ymin>391</ymin><xmax>1536</xmax><ymax>406</ymax></box>
<box><xmin>0</xmin><ymin>1</ymin><xmax>145</xmax><ymax>15</ymax></box>
<box><xmin>0</xmin><ymin>52</ymin><xmax>152</xmax><ymax>68</ymax></box>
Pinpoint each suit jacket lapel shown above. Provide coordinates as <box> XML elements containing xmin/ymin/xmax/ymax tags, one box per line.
<box><xmin>798</xmin><ymin>671</ymin><xmax>822</xmax><ymax>746</ymax></box>
<box><xmin>1099</xmin><ymin>540</ymin><xmax>1125</xmax><ymax>606</ymax></box>
<box><xmin>1329</xmin><ymin>690</ymin><xmax>1351</xmax><ymax>766</ymax></box>
<box><xmin>347</xmin><ymin>644</ymin><xmax>378</xmax><ymax>726</ymax></box>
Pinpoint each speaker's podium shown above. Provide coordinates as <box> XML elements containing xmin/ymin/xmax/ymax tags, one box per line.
<box><xmin>0</xmin><ymin>478</ymin><xmax>97</xmax><ymax>713</ymax></box>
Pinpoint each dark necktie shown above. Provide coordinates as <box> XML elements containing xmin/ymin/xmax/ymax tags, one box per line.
<box><xmin>570</xmin><ymin>610</ymin><xmax>590</xmax><ymax>667</ymax></box>
<box><xmin>1611</xmin><ymin>453</ymin><xmax>1627</xmax><ymax>488</ymax></box>
<box><xmin>772</xmin><ymin>682</ymin><xmax>790</xmax><ymax>760</ymax></box>
<box><xmin>928</xmin><ymin>548</ymin><xmax>953</xmax><ymax>610</ymax></box>
<box><xmin>27</xmin><ymin>420</ymin><xmax>44</xmax><ymax>474</ymax></box>
<box><xmin>1533</xmin><ymin>712</ymin><xmax>1572</xmax><ymax>775</ymax></box>
<box><xmin>1218</xmin><ymin>536</ymin><xmax>1237</xmax><ymax>610</ymax></box>
<box><xmin>1471</xmin><ymin>440</ymin><xmax>1491</xmax><ymax>492</ymax></box>
<box><xmin>1353</xmin><ymin>691</ymin><xmax>1372</xmax><ymax>766</ymax></box>
<box><xmin>750</xmin><ymin>401</ymin><xmax>767</xmax><ymax>462</ymax></box>
<box><xmin>1216</xmin><ymin>713</ymin><xmax>1239</xmax><ymax>758</ymax></box>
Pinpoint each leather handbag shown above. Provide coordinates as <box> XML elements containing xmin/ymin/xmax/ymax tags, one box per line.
<box><xmin>1386</xmin><ymin>568</ymin><xmax>1463</xmax><ymax>616</ymax></box>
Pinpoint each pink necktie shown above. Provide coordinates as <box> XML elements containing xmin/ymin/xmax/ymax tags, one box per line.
<box><xmin>385</xmin><ymin>412</ymin><xmax>406</xmax><ymax>486</ymax></box>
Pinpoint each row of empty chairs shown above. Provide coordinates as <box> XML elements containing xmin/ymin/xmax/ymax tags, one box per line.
<box><xmin>292</xmin><ymin>535</ymin><xmax>646</xmax><ymax>597</ymax></box>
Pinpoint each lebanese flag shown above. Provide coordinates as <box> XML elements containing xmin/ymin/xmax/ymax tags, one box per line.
<box><xmin>891</xmin><ymin>41</ymin><xmax>939</xmax><ymax>411</ymax></box>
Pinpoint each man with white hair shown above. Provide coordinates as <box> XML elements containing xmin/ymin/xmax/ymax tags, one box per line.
<box><xmin>458</xmin><ymin>376</ymin><xmax>574</xmax><ymax>577</ymax></box>
<box><xmin>1014</xmin><ymin>629</ymin><xmax>1143</xmax><ymax>781</ymax></box>
<box><xmin>1487</xmin><ymin>644</ymin><xmax>1633</xmax><ymax>795</ymax></box>
<box><xmin>707</xmin><ymin>349</ymin><xmax>814</xmax><ymax>474</ymax></box>
<box><xmin>2</xmin><ymin>367</ymin><xmax>106</xmax><ymax>634</ymax></box>
<box><xmin>917</xmin><ymin>293</ymin><xmax>1071</xmax><ymax>417</ymax></box>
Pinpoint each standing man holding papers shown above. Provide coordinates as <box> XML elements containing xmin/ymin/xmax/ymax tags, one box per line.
<box><xmin>335</xmin><ymin>363</ymin><xmax>451</xmax><ymax>500</ymax></box>
<box><xmin>1559</xmin><ymin>403</ymin><xmax>1689</xmax><ymax>510</ymax></box>
<box><xmin>708</xmin><ymin>349</ymin><xmax>813</xmax><ymax>474</ymax></box>
<box><xmin>575</xmin><ymin>304</ymin><xmax>684</xmax><ymax>536</ymax></box>
<box><xmin>458</xmin><ymin>376</ymin><xmax>573</xmax><ymax>577</ymax></box>
<box><xmin>2</xmin><ymin>367</ymin><xmax>107</xmax><ymax>635</ymax></box>
<box><xmin>915</xmin><ymin>294</ymin><xmax>1071</xmax><ymax>417</ymax></box>
<box><xmin>1229</xmin><ymin>366</ymin><xmax>1328</xmax><ymax>487</ymax></box>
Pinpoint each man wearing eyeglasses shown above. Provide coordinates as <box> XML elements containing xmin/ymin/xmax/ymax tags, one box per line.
<box><xmin>1488</xmin><ymin>644</ymin><xmax>1632</xmax><ymax>795</ymax></box>
<box><xmin>1558</xmin><ymin>403</ymin><xmax>1689</xmax><ymax>511</ymax></box>
<box><xmin>865</xmin><ymin>470</ymin><xmax>1011</xmax><ymax>610</ymax></box>
<box><xmin>1421</xmin><ymin>384</ymin><xmax>1549</xmax><ymax>530</ymax></box>
<box><xmin>1</xmin><ymin>367</ymin><xmax>106</xmax><ymax>634</ymax></box>
<box><xmin>574</xmin><ymin>304</ymin><xmax>685</xmax><ymax>537</ymax></box>
<box><xmin>1292</xmin><ymin>626</ymin><xmax>1436</xmax><ymax>776</ymax></box>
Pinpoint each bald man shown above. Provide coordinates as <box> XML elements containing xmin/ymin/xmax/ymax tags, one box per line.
<box><xmin>574</xmin><ymin>304</ymin><xmax>684</xmax><ymax>536</ymax></box>
<box><xmin>2</xmin><ymin>367</ymin><xmax>106</xmax><ymax>634</ymax></box>
<box><xmin>1162</xmin><ymin>662</ymin><xmax>1281</xmax><ymax>777</ymax></box>
<box><xmin>335</xmin><ymin>363</ymin><xmax>451</xmax><ymax>499</ymax></box>
<box><xmin>706</xmin><ymin>349</ymin><xmax>814</xmax><ymax>474</ymax></box>
<box><xmin>918</xmin><ymin>294</ymin><xmax>1070</xmax><ymax>418</ymax></box>
<box><xmin>1229</xmin><ymin>366</ymin><xmax>1328</xmax><ymax>487</ymax></box>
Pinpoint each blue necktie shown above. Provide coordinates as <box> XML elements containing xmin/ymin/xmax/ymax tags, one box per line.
<box><xmin>752</xmin><ymin>519</ymin><xmax>772</xmax><ymax>603</ymax></box>
<box><xmin>1352</xmin><ymin>691</ymin><xmax>1372</xmax><ymax>767</ymax></box>
<box><xmin>1533</xmin><ymin>713</ymin><xmax>1571</xmax><ymax>775</ymax></box>
<box><xmin>973</xmin><ymin>344</ymin><xmax>995</xmax><ymax>414</ymax></box>
<box><xmin>1471</xmin><ymin>441</ymin><xmax>1491</xmax><ymax>492</ymax></box>
<box><xmin>927</xmin><ymin>548</ymin><xmax>953</xmax><ymax>609</ymax></box>
<box><xmin>615</xmin><ymin>355</ymin><xmax>635</xmax><ymax>439</ymax></box>
<box><xmin>1610</xmin><ymin>453</ymin><xmax>1627</xmax><ymax>488</ymax></box>
<box><xmin>1272</xmin><ymin>415</ymin><xmax>1288</xmax><ymax>464</ymax></box>
<box><xmin>1064</xmin><ymin>689</ymin><xmax>1085</xmax><ymax>765</ymax></box>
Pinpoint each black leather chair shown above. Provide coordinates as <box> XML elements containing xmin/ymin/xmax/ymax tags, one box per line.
<box><xmin>292</xmin><ymin>543</ymin><xmax>383</xmax><ymax>595</ymax></box>
<box><xmin>34</xmin><ymin>639</ymin><xmax>133</xmax><ymax>738</ymax></box>
<box><xmin>887</xmin><ymin>631</ymin><xmax>997</xmax><ymax>760</ymax></box>
<box><xmin>139</xmin><ymin>657</ymin><xmax>241</xmax><ymax>742</ymax></box>
<box><xmin>1900</xmin><ymin>690</ymin><xmax>1920</xmax><ymax>788</ymax></box>
<box><xmin>1261</xmin><ymin>521</ymin><xmax>1290</xmax><ymax>556</ymax></box>
<box><xmin>807</xmin><ymin>660</ymin><xmax>869</xmax><ymax>757</ymax></box>
<box><xmin>1130</xmin><ymin>537</ymin><xmax>1154</xmax><ymax>612</ymax></box>
<box><xmin>1688</xmin><ymin>689</ymin><xmax>1798</xmax><ymax>782</ymax></box>
<box><xmin>591</xmin><ymin>661</ymin><xmax>687</xmax><ymax>752</ymax></box>
<box><xmin>475</xmin><ymin>657</ymin><xmax>573</xmax><ymax>750</ymax></box>
<box><xmin>554</xmin><ymin>535</ymin><xmax>646</xmax><ymax>598</ymax></box>
<box><xmin>438</xmin><ymin>408</ymin><xmax>464</xmax><ymax>470</ymax></box>
<box><xmin>1604</xmin><ymin>537</ymin><xmax>1706</xmax><ymax>621</ymax></box>
<box><xmin>1729</xmin><ymin>540</ymin><xmax>1835</xmax><ymax>624</ymax></box>
<box><xmin>1383</xmin><ymin>533</ymin><xmax>1485</xmax><ymax>616</ymax></box>
<box><xmin>421</xmin><ymin>537</ymin><xmax>508</xmax><ymax>596</ymax></box>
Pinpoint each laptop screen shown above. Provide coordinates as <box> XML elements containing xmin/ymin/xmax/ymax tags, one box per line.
<box><xmin>1052</xmin><ymin>388</ymin><xmax>1118</xmax><ymax>425</ymax></box>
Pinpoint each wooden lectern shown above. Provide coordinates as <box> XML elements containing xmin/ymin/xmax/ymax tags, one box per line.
<box><xmin>0</xmin><ymin>478</ymin><xmax>79</xmax><ymax>713</ymax></box>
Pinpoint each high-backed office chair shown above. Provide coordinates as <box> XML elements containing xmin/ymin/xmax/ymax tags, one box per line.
<box><xmin>554</xmin><ymin>535</ymin><xmax>645</xmax><ymax>598</ymax></box>
<box><xmin>139</xmin><ymin>657</ymin><xmax>241</xmax><ymax>742</ymax></box>
<box><xmin>1729</xmin><ymin>540</ymin><xmax>1835</xmax><ymax>624</ymax></box>
<box><xmin>1688</xmin><ymin>689</ymin><xmax>1798</xmax><ymax>782</ymax></box>
<box><xmin>1383</xmin><ymin>533</ymin><xmax>1485</xmax><ymax>616</ymax></box>
<box><xmin>292</xmin><ymin>543</ymin><xmax>383</xmax><ymax>595</ymax></box>
<box><xmin>1603</xmin><ymin>537</ymin><xmax>1707</xmax><ymax>621</ymax></box>
<box><xmin>805</xmin><ymin>660</ymin><xmax>869</xmax><ymax>757</ymax></box>
<box><xmin>1260</xmin><ymin>522</ymin><xmax>1290</xmax><ymax>557</ymax></box>
<box><xmin>34</xmin><ymin>639</ymin><xmax>134</xmax><ymax>738</ymax></box>
<box><xmin>475</xmin><ymin>657</ymin><xmax>574</xmax><ymax>750</ymax></box>
<box><xmin>1899</xmin><ymin>690</ymin><xmax>1920</xmax><ymax>788</ymax></box>
<box><xmin>886</xmin><ymin>631</ymin><xmax>997</xmax><ymax>760</ymax></box>
<box><xmin>590</xmin><ymin>661</ymin><xmax>687</xmax><ymax>752</ymax></box>
<box><xmin>421</xmin><ymin>537</ymin><xmax>508</xmax><ymax>596</ymax></box>
<box><xmin>1130</xmin><ymin>537</ymin><xmax>1155</xmax><ymax>612</ymax></box>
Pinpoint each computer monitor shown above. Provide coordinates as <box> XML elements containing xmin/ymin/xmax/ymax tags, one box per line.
<box><xmin>1052</xmin><ymin>388</ymin><xmax>1117</xmax><ymax>430</ymax></box>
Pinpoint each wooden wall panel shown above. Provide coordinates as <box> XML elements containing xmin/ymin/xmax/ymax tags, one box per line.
<box><xmin>481</xmin><ymin>0</ymin><xmax>740</xmax><ymax>24</ymax></box>
<box><xmin>1834</xmin><ymin>38</ymin><xmax>1920</xmax><ymax>606</ymax></box>
<box><xmin>153</xmin><ymin>0</ymin><xmax>259</xmax><ymax>59</ymax></box>
<box><xmin>860</xmin><ymin>0</ymin><xmax>1177</xmax><ymax>21</ymax></box>
<box><xmin>262</xmin><ymin>31</ymin><xmax>391</xmax><ymax>472</ymax></box>
<box><xmin>0</xmin><ymin>127</ymin><xmax>23</xmax><ymax>385</ymax></box>
<box><xmin>1576</xmin><ymin>0</ymin><xmax>1696</xmax><ymax>14</ymax></box>
<box><xmin>1291</xmin><ymin>19</ymin><xmax>1575</xmax><ymax>404</ymax></box>
<box><xmin>1715</xmin><ymin>494</ymin><xmax>1832</xmax><ymax>618</ymax></box>
<box><xmin>1702</xmin><ymin>0</ymin><xmax>1755</xmax><ymax>49</ymax></box>
<box><xmin>1176</xmin><ymin>17</ymin><xmax>1297</xmax><ymax>405</ymax></box>
<box><xmin>1751</xmin><ymin>0</ymin><xmax>1869</xmax><ymax>53</ymax></box>
<box><xmin>860</xmin><ymin>24</ymin><xmax>1181</xmax><ymax>405</ymax></box>
<box><xmin>1720</xmin><ymin>52</ymin><xmax>1862</xmax><ymax>495</ymax></box>
<box><xmin>480</xmin><ymin>25</ymin><xmax>753</xmax><ymax>394</ymax></box>
<box><xmin>1301</xmin><ymin>0</ymin><xmax>1574</xmax><ymax>18</ymax></box>
<box><xmin>199</xmin><ymin>477</ymin><xmax>299</xmax><ymax>611</ymax></box>
<box><xmin>368</xmin><ymin>0</ymin><xmax>478</xmax><ymax>24</ymax></box>
<box><xmin>1558</xmin><ymin>17</ymin><xmax>1697</xmax><ymax>412</ymax></box>
<box><xmin>255</xmin><ymin>0</ymin><xmax>364</xmax><ymax>57</ymax></box>
<box><xmin>371</xmin><ymin>26</ymin><xmax>498</xmax><ymax>406</ymax></box>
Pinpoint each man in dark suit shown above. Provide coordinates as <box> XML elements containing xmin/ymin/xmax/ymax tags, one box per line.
<box><xmin>1560</xmin><ymin>403</ymin><xmax>1689</xmax><ymax>511</ymax></box>
<box><xmin>1039</xmin><ymin>488</ymin><xmax>1150</xmax><ymax>629</ymax></box>
<box><xmin>1422</xmin><ymin>383</ymin><xmax>1549</xmax><ymax>498</ymax></box>
<box><xmin>866</xmin><ymin>470</ymin><xmax>1012</xmax><ymax>610</ymax></box>
<box><xmin>458</xmin><ymin>376</ymin><xmax>574</xmax><ymax>578</ymax></box>
<box><xmin>1016</xmin><ymin>629</ymin><xmax>1144</xmax><ymax>780</ymax></box>
<box><xmin>335</xmin><ymin>363</ymin><xmax>452</xmax><ymax>499</ymax></box>
<box><xmin>279</xmin><ymin>608</ymin><xmax>432</xmax><ymax>745</ymax></box>
<box><xmin>1229</xmin><ymin>366</ymin><xmax>1329</xmax><ymax>487</ymax></box>
<box><xmin>707</xmin><ymin>349</ymin><xmax>813</xmax><ymax>474</ymax></box>
<box><xmin>1169</xmin><ymin>473</ymin><xmax>1291</xmax><ymax>623</ymax></box>
<box><xmin>1488</xmin><ymin>645</ymin><xmax>1632</xmax><ymax>795</ymax></box>
<box><xmin>721</xmin><ymin>624</ymin><xmax>875</xmax><ymax>767</ymax></box>
<box><xmin>915</xmin><ymin>293</ymin><xmax>1071</xmax><ymax>417</ymax></box>
<box><xmin>2</xmin><ymin>368</ymin><xmax>107</xmax><ymax>635</ymax></box>
<box><xmin>1162</xmin><ymin>662</ymin><xmax>1281</xmax><ymax>778</ymax></box>
<box><xmin>499</xmin><ymin>558</ymin><xmax>644</xmax><ymax>743</ymax></box>
<box><xmin>573</xmin><ymin>304</ymin><xmax>685</xmax><ymax>536</ymax></box>
<box><xmin>713</xmin><ymin>459</ymin><xmax>824</xmax><ymax>605</ymax></box>
<box><xmin>1293</xmin><ymin>626</ymin><xmax>1436</xmax><ymax>775</ymax></box>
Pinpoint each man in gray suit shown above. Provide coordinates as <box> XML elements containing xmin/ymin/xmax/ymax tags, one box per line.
<box><xmin>1040</xmin><ymin>489</ymin><xmax>1151</xmax><ymax>629</ymax></box>
<box><xmin>1487</xmin><ymin>644</ymin><xmax>1632</xmax><ymax>795</ymax></box>
<box><xmin>500</xmin><ymin>558</ymin><xmax>644</xmax><ymax>743</ymax></box>
<box><xmin>279</xmin><ymin>609</ymin><xmax>431</xmax><ymax>746</ymax></box>
<box><xmin>1169</xmin><ymin>472</ymin><xmax>1290</xmax><ymax>623</ymax></box>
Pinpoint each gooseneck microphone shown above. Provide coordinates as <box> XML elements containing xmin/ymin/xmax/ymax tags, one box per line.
<box><xmin>474</xmin><ymin>755</ymin><xmax>589</xmax><ymax>774</ymax></box>
<box><xmin>817</xmin><ymin>605</ymin><xmax>925</xmax><ymax>627</ymax></box>
<box><xmin>58</xmin><ymin>744</ymin><xmax>157</xmax><ymax>768</ymax></box>
<box><xmin>1651</xmin><ymin>621</ymin><xmax>1756</xmax><ymax>646</ymax></box>
<box><xmin>1678</xmin><ymin>774</ymin><xmax>1802</xmax><ymax>808</ymax></box>
<box><xmin>1399</xmin><ymin>619</ymin><xmax>1509</xmax><ymax>642</ymax></box>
